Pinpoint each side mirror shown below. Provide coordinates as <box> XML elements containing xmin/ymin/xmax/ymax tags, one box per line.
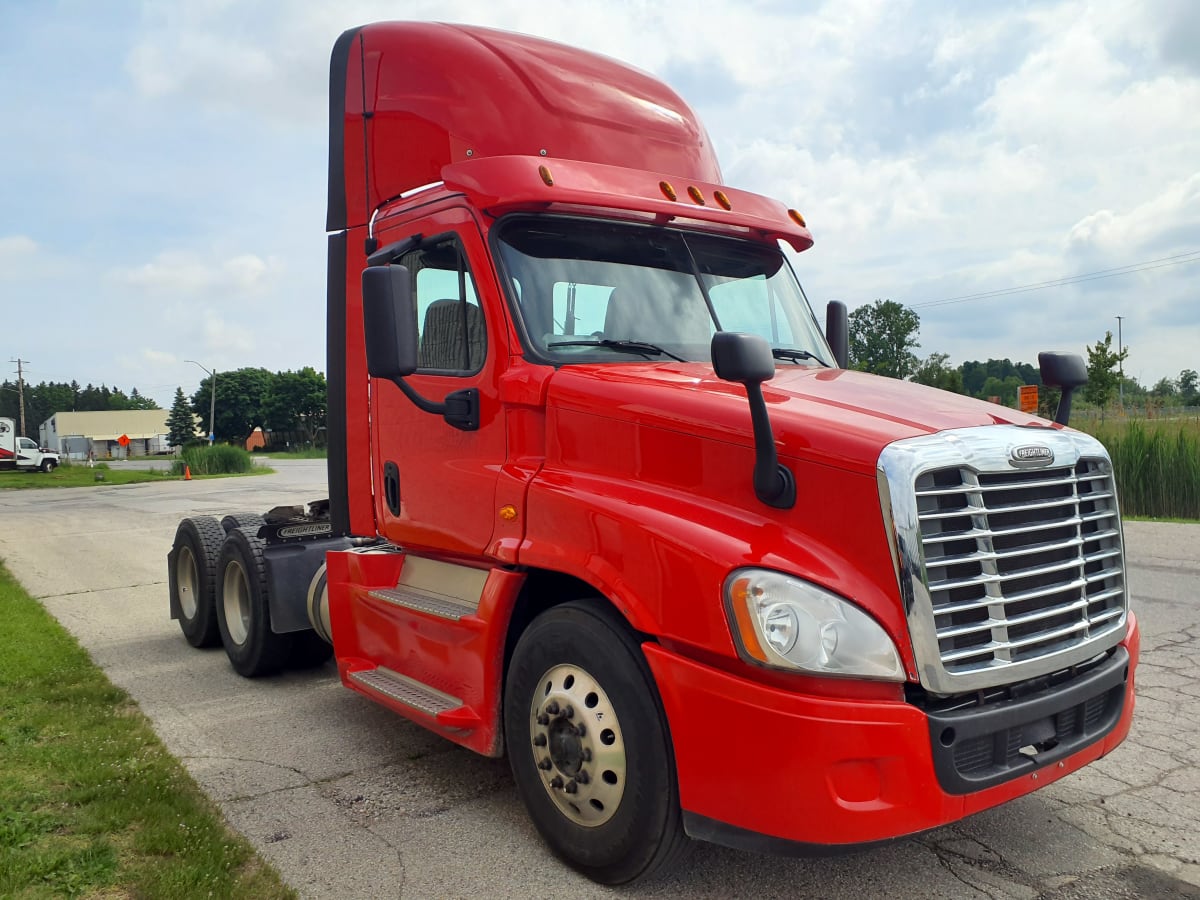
<box><xmin>362</xmin><ymin>265</ymin><xmax>417</xmax><ymax>379</ymax></box>
<box><xmin>1038</xmin><ymin>351</ymin><xmax>1088</xmax><ymax>426</ymax></box>
<box><xmin>825</xmin><ymin>301</ymin><xmax>849</xmax><ymax>369</ymax></box>
<box><xmin>712</xmin><ymin>332</ymin><xmax>796</xmax><ymax>509</ymax></box>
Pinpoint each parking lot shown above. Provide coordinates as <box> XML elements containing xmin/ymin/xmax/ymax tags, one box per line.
<box><xmin>1</xmin><ymin>461</ymin><xmax>1198</xmax><ymax>898</ymax></box>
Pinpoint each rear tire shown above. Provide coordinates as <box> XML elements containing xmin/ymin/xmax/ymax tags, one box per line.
<box><xmin>215</xmin><ymin>527</ymin><xmax>293</xmax><ymax>677</ymax></box>
<box><xmin>505</xmin><ymin>599</ymin><xmax>689</xmax><ymax>885</ymax></box>
<box><xmin>168</xmin><ymin>516</ymin><xmax>225</xmax><ymax>648</ymax></box>
<box><xmin>220</xmin><ymin>512</ymin><xmax>265</xmax><ymax>534</ymax></box>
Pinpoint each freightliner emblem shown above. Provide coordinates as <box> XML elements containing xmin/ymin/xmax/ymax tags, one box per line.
<box><xmin>1009</xmin><ymin>445</ymin><xmax>1055</xmax><ymax>467</ymax></box>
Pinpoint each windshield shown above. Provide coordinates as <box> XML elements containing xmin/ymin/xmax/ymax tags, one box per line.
<box><xmin>495</xmin><ymin>217</ymin><xmax>830</xmax><ymax>365</ymax></box>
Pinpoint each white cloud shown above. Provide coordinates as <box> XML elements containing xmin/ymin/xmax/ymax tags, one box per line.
<box><xmin>109</xmin><ymin>251</ymin><xmax>280</xmax><ymax>297</ymax></box>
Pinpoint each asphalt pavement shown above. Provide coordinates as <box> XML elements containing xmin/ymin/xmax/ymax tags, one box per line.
<box><xmin>1</xmin><ymin>460</ymin><xmax>1198</xmax><ymax>899</ymax></box>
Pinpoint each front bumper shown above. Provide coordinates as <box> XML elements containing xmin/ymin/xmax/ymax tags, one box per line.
<box><xmin>643</xmin><ymin>614</ymin><xmax>1138</xmax><ymax>851</ymax></box>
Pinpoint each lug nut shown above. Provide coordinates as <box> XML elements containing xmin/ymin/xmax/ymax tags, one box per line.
<box><xmin>564</xmin><ymin>705</ymin><xmax>574</xmax><ymax>719</ymax></box>
<box><xmin>576</xmin><ymin>770</ymin><xmax>590</xmax><ymax>784</ymax></box>
<box><xmin>536</xmin><ymin>714</ymin><xmax>549</xmax><ymax>726</ymax></box>
<box><xmin>546</xmin><ymin>701</ymin><xmax>560</xmax><ymax>715</ymax></box>
<box><xmin>533</xmin><ymin>734</ymin><xmax>547</xmax><ymax>747</ymax></box>
<box><xmin>575</xmin><ymin>724</ymin><xmax>586</xmax><ymax>737</ymax></box>
<box><xmin>537</xmin><ymin>758</ymin><xmax>553</xmax><ymax>770</ymax></box>
<box><xmin>565</xmin><ymin>779</ymin><xmax>578</xmax><ymax>794</ymax></box>
<box><xmin>581</xmin><ymin>748</ymin><xmax>592</xmax><ymax>761</ymax></box>
<box><xmin>549</xmin><ymin>775</ymin><xmax>563</xmax><ymax>789</ymax></box>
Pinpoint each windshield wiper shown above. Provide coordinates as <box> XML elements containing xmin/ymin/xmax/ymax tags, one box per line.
<box><xmin>772</xmin><ymin>347</ymin><xmax>830</xmax><ymax>367</ymax></box>
<box><xmin>547</xmin><ymin>339</ymin><xmax>688</xmax><ymax>363</ymax></box>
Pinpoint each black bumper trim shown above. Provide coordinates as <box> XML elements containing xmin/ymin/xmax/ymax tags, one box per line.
<box><xmin>927</xmin><ymin>645</ymin><xmax>1129</xmax><ymax>795</ymax></box>
<box><xmin>683</xmin><ymin>811</ymin><xmax>903</xmax><ymax>857</ymax></box>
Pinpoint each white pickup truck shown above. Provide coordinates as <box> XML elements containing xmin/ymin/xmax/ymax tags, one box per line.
<box><xmin>0</xmin><ymin>417</ymin><xmax>61</xmax><ymax>472</ymax></box>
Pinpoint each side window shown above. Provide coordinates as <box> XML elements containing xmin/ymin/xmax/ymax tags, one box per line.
<box><xmin>709</xmin><ymin>276</ymin><xmax>795</xmax><ymax>345</ymax></box>
<box><xmin>398</xmin><ymin>237</ymin><xmax>486</xmax><ymax>373</ymax></box>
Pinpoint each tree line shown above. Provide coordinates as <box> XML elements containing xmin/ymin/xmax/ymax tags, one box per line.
<box><xmin>848</xmin><ymin>299</ymin><xmax>1197</xmax><ymax>410</ymax></box>
<box><xmin>0</xmin><ymin>380</ymin><xmax>158</xmax><ymax>436</ymax></box>
<box><xmin>168</xmin><ymin>366</ymin><xmax>327</xmax><ymax>448</ymax></box>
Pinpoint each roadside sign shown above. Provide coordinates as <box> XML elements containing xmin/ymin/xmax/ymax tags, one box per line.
<box><xmin>1018</xmin><ymin>385</ymin><xmax>1038</xmax><ymax>413</ymax></box>
<box><xmin>118</xmin><ymin>434</ymin><xmax>130</xmax><ymax>447</ymax></box>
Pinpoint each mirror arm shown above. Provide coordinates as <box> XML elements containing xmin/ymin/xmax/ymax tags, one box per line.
<box><xmin>1054</xmin><ymin>387</ymin><xmax>1075</xmax><ymax>427</ymax></box>
<box><xmin>389</xmin><ymin>378</ymin><xmax>479</xmax><ymax>432</ymax></box>
<box><xmin>745</xmin><ymin>382</ymin><xmax>797</xmax><ymax>509</ymax></box>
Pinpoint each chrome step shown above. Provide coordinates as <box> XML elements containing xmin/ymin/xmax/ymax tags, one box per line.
<box><xmin>367</xmin><ymin>585</ymin><xmax>478</xmax><ymax>621</ymax></box>
<box><xmin>349</xmin><ymin>667</ymin><xmax>459</xmax><ymax>717</ymax></box>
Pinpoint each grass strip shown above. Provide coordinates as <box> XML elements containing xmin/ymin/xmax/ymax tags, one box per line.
<box><xmin>0</xmin><ymin>563</ymin><xmax>295</xmax><ymax>899</ymax></box>
<box><xmin>0</xmin><ymin>464</ymin><xmax>273</xmax><ymax>490</ymax></box>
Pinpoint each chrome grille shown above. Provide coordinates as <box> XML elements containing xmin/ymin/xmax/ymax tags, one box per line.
<box><xmin>880</xmin><ymin>426</ymin><xmax>1128</xmax><ymax>694</ymax></box>
<box><xmin>916</xmin><ymin>460</ymin><xmax>1124</xmax><ymax>672</ymax></box>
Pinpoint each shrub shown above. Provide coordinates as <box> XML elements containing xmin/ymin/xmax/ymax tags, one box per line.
<box><xmin>171</xmin><ymin>444</ymin><xmax>255</xmax><ymax>476</ymax></box>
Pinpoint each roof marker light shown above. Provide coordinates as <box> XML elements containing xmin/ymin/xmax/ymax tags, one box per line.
<box><xmin>687</xmin><ymin>185</ymin><xmax>706</xmax><ymax>205</ymax></box>
<box><xmin>714</xmin><ymin>190</ymin><xmax>732</xmax><ymax>210</ymax></box>
<box><xmin>788</xmin><ymin>209</ymin><xmax>807</xmax><ymax>227</ymax></box>
<box><xmin>539</xmin><ymin>165</ymin><xmax>554</xmax><ymax>186</ymax></box>
<box><xmin>660</xmin><ymin>181</ymin><xmax>677</xmax><ymax>201</ymax></box>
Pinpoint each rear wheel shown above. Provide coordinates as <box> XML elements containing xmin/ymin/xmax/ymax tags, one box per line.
<box><xmin>215</xmin><ymin>527</ymin><xmax>293</xmax><ymax>677</ymax></box>
<box><xmin>169</xmin><ymin>516</ymin><xmax>224</xmax><ymax>647</ymax></box>
<box><xmin>505</xmin><ymin>600</ymin><xmax>689</xmax><ymax>885</ymax></box>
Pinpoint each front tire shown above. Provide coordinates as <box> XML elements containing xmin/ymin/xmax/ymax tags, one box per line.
<box><xmin>168</xmin><ymin>516</ymin><xmax>225</xmax><ymax>647</ymax></box>
<box><xmin>215</xmin><ymin>527</ymin><xmax>293</xmax><ymax>677</ymax></box>
<box><xmin>505</xmin><ymin>600</ymin><xmax>689</xmax><ymax>885</ymax></box>
<box><xmin>41</xmin><ymin>459</ymin><xmax>56</xmax><ymax>473</ymax></box>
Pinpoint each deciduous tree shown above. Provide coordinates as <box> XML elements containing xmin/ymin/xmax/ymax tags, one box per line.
<box><xmin>1082</xmin><ymin>331</ymin><xmax>1128</xmax><ymax>408</ymax></box>
<box><xmin>848</xmin><ymin>299</ymin><xmax>920</xmax><ymax>379</ymax></box>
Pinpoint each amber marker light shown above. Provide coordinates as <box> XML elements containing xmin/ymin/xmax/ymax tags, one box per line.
<box><xmin>499</xmin><ymin>504</ymin><xmax>519</xmax><ymax>522</ymax></box>
<box><xmin>659</xmin><ymin>180</ymin><xmax>678</xmax><ymax>201</ymax></box>
<box><xmin>714</xmin><ymin>190</ymin><xmax>732</xmax><ymax>210</ymax></box>
<box><xmin>728</xmin><ymin>575</ymin><xmax>769</xmax><ymax>663</ymax></box>
<box><xmin>788</xmin><ymin>209</ymin><xmax>807</xmax><ymax>227</ymax></box>
<box><xmin>687</xmin><ymin>185</ymin><xmax>706</xmax><ymax>205</ymax></box>
<box><xmin>538</xmin><ymin>165</ymin><xmax>554</xmax><ymax>186</ymax></box>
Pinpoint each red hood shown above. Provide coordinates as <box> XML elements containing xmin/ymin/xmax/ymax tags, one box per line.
<box><xmin>546</xmin><ymin>363</ymin><xmax>1054</xmax><ymax>475</ymax></box>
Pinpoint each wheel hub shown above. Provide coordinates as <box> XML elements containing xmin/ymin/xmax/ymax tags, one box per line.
<box><xmin>529</xmin><ymin>664</ymin><xmax>626</xmax><ymax>827</ymax></box>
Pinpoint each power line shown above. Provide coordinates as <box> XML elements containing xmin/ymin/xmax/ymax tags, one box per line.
<box><xmin>913</xmin><ymin>249</ymin><xmax>1200</xmax><ymax>309</ymax></box>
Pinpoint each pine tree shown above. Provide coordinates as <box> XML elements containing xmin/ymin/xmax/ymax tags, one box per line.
<box><xmin>166</xmin><ymin>387</ymin><xmax>198</xmax><ymax>450</ymax></box>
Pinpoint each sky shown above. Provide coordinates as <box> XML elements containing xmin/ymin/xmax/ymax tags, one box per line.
<box><xmin>2</xmin><ymin>0</ymin><xmax>1198</xmax><ymax>408</ymax></box>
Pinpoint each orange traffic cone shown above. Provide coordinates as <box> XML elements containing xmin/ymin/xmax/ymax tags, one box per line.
<box><xmin>184</xmin><ymin>465</ymin><xmax>192</xmax><ymax>481</ymax></box>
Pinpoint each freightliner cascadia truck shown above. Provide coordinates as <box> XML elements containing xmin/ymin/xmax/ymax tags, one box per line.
<box><xmin>167</xmin><ymin>22</ymin><xmax>1138</xmax><ymax>885</ymax></box>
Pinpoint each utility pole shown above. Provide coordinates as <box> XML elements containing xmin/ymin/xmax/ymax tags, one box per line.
<box><xmin>1115</xmin><ymin>316</ymin><xmax>1124</xmax><ymax>408</ymax></box>
<box><xmin>10</xmin><ymin>358</ymin><xmax>27</xmax><ymax>437</ymax></box>
<box><xmin>185</xmin><ymin>360</ymin><xmax>217</xmax><ymax>445</ymax></box>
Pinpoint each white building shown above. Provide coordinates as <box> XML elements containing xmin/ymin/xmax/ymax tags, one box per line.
<box><xmin>40</xmin><ymin>410</ymin><xmax>174</xmax><ymax>460</ymax></box>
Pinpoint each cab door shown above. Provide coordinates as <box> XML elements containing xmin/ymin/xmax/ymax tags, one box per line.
<box><xmin>369</xmin><ymin>207</ymin><xmax>507</xmax><ymax>557</ymax></box>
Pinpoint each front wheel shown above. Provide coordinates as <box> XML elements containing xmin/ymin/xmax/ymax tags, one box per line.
<box><xmin>41</xmin><ymin>459</ymin><xmax>56</xmax><ymax>473</ymax></box>
<box><xmin>505</xmin><ymin>600</ymin><xmax>689</xmax><ymax>885</ymax></box>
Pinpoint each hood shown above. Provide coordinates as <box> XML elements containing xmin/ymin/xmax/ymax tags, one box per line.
<box><xmin>546</xmin><ymin>362</ymin><xmax>1054</xmax><ymax>475</ymax></box>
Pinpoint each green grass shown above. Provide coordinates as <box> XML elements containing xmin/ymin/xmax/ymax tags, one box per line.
<box><xmin>0</xmin><ymin>464</ymin><xmax>173</xmax><ymax>490</ymax></box>
<box><xmin>255</xmin><ymin>447</ymin><xmax>328</xmax><ymax>460</ymax></box>
<box><xmin>1077</xmin><ymin>415</ymin><xmax>1200</xmax><ymax>520</ymax></box>
<box><xmin>0</xmin><ymin>563</ymin><xmax>295</xmax><ymax>899</ymax></box>
<box><xmin>0</xmin><ymin>460</ymin><xmax>273</xmax><ymax>490</ymax></box>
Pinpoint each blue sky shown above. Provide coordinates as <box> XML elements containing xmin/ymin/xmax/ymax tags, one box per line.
<box><xmin>2</xmin><ymin>0</ymin><xmax>1197</xmax><ymax>407</ymax></box>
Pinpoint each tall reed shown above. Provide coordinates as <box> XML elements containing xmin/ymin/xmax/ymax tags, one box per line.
<box><xmin>1088</xmin><ymin>419</ymin><xmax>1200</xmax><ymax>519</ymax></box>
<box><xmin>171</xmin><ymin>444</ymin><xmax>255</xmax><ymax>476</ymax></box>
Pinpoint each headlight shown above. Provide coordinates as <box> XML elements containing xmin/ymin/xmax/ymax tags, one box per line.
<box><xmin>724</xmin><ymin>568</ymin><xmax>904</xmax><ymax>681</ymax></box>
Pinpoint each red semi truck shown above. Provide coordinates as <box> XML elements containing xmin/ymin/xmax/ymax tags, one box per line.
<box><xmin>168</xmin><ymin>22</ymin><xmax>1138</xmax><ymax>885</ymax></box>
